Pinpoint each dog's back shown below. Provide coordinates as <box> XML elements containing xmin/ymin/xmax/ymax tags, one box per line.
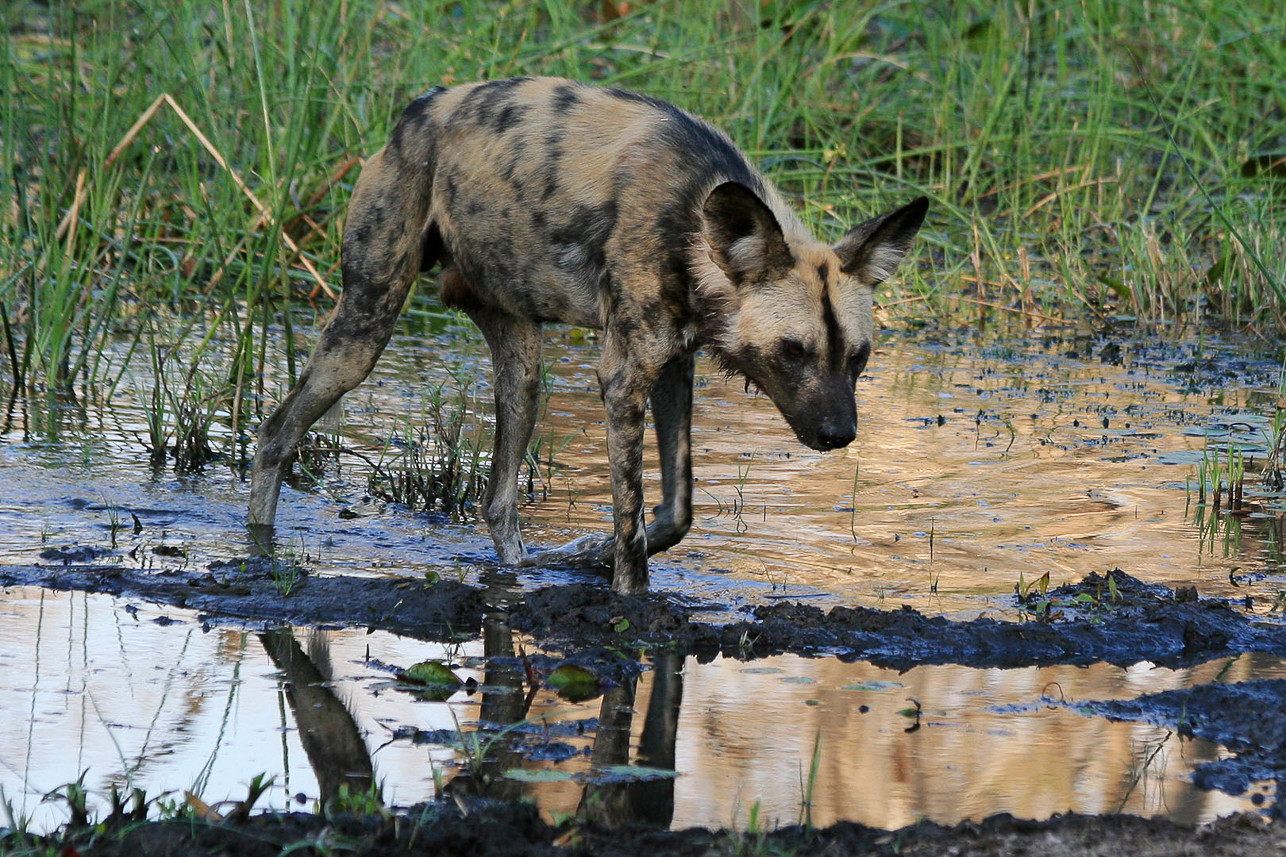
<box><xmin>352</xmin><ymin>77</ymin><xmax>806</xmax><ymax>332</ymax></box>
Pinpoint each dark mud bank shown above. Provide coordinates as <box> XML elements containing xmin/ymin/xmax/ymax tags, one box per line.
<box><xmin>3</xmin><ymin>562</ymin><xmax>1284</xmax><ymax>671</ymax></box>
<box><xmin>9</xmin><ymin>793</ymin><xmax>1285</xmax><ymax>857</ymax></box>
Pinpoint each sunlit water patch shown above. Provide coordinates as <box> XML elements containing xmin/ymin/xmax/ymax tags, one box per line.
<box><xmin>0</xmin><ymin>589</ymin><xmax>1278</xmax><ymax>833</ymax></box>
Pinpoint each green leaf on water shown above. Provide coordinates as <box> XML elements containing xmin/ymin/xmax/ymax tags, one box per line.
<box><xmin>592</xmin><ymin>765</ymin><xmax>679</xmax><ymax>782</ymax></box>
<box><xmin>401</xmin><ymin>660</ymin><xmax>462</xmax><ymax>687</ymax></box>
<box><xmin>502</xmin><ymin>768</ymin><xmax>579</xmax><ymax>783</ymax></box>
<box><xmin>399</xmin><ymin>660</ymin><xmax>463</xmax><ymax>701</ymax></box>
<box><xmin>546</xmin><ymin>663</ymin><xmax>600</xmax><ymax>701</ymax></box>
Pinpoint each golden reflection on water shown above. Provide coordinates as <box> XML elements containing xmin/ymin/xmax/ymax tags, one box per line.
<box><xmin>504</xmin><ymin>335</ymin><xmax>1284</xmax><ymax>614</ymax></box>
<box><xmin>0</xmin><ymin>589</ymin><xmax>1275</xmax><ymax>833</ymax></box>
<box><xmin>0</xmin><ymin>327</ymin><xmax>1282</xmax><ymax>615</ymax></box>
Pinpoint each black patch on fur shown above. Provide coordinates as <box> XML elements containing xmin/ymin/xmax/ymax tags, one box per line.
<box><xmin>657</xmin><ymin>114</ymin><xmax>759</xmax><ymax>193</ymax></box>
<box><xmin>388</xmin><ymin>87</ymin><xmax>445</xmax><ymax>154</ymax></box>
<box><xmin>491</xmin><ymin>103</ymin><xmax>529</xmax><ymax>134</ymax></box>
<box><xmin>550</xmin><ymin>201</ymin><xmax>618</xmax><ymax>277</ymax></box>
<box><xmin>540</xmin><ymin>162</ymin><xmax>561</xmax><ymax>203</ymax></box>
<box><xmin>605</xmin><ymin>87</ymin><xmax>684</xmax><ymax>119</ymax></box>
<box><xmin>552</xmin><ymin>84</ymin><xmax>580</xmax><ymax>113</ymax></box>
<box><xmin>458</xmin><ymin>77</ymin><xmax>530</xmax><ymax>126</ymax></box>
<box><xmin>538</xmin><ymin>130</ymin><xmax>565</xmax><ymax>202</ymax></box>
<box><xmin>821</xmin><ymin>290</ymin><xmax>844</xmax><ymax>367</ymax></box>
<box><xmin>443</xmin><ymin>170</ymin><xmax>460</xmax><ymax>209</ymax></box>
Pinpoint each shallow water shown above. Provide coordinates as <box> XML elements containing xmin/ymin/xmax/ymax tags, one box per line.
<box><xmin>1</xmin><ymin>587</ymin><xmax>1278</xmax><ymax>832</ymax></box>
<box><xmin>3</xmin><ymin>319</ymin><xmax>1284</xmax><ymax>615</ymax></box>
<box><xmin>1</xmin><ymin>312</ymin><xmax>1285</xmax><ymax>828</ymax></box>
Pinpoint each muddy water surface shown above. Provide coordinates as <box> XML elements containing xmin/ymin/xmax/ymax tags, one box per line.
<box><xmin>1</xmin><ymin>312</ymin><xmax>1285</xmax><ymax>831</ymax></box>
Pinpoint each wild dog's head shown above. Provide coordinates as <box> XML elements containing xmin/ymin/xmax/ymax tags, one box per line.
<box><xmin>693</xmin><ymin>183</ymin><xmax>927</xmax><ymax>451</ymax></box>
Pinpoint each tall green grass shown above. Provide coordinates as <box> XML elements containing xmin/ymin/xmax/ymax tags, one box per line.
<box><xmin>2</xmin><ymin>0</ymin><xmax>1284</xmax><ymax>432</ymax></box>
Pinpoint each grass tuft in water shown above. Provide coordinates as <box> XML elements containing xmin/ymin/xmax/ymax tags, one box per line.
<box><xmin>366</xmin><ymin>372</ymin><xmax>490</xmax><ymax>520</ymax></box>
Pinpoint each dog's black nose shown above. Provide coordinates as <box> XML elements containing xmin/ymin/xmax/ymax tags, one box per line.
<box><xmin>816</xmin><ymin>422</ymin><xmax>856</xmax><ymax>450</ymax></box>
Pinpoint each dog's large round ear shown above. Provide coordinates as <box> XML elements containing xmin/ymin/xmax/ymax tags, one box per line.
<box><xmin>702</xmin><ymin>182</ymin><xmax>793</xmax><ymax>283</ymax></box>
<box><xmin>833</xmin><ymin>196</ymin><xmax>929</xmax><ymax>286</ymax></box>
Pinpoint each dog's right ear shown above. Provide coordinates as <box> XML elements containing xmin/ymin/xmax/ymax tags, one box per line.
<box><xmin>702</xmin><ymin>182</ymin><xmax>792</xmax><ymax>284</ymax></box>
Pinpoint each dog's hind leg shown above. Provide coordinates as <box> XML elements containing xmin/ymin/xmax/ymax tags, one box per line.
<box><xmin>470</xmin><ymin>309</ymin><xmax>543</xmax><ymax>564</ymax></box>
<box><xmin>249</xmin><ymin>145</ymin><xmax>433</xmax><ymax>530</ymax></box>
<box><xmin>645</xmin><ymin>352</ymin><xmax>694</xmax><ymax>554</ymax></box>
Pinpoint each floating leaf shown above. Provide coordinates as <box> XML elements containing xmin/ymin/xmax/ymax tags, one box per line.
<box><xmin>400</xmin><ymin>661</ymin><xmax>463</xmax><ymax>699</ymax></box>
<box><xmin>591</xmin><ymin>765</ymin><xmax>679</xmax><ymax>783</ymax></box>
<box><xmin>502</xmin><ymin>768</ymin><xmax>580</xmax><ymax>783</ymax></box>
<box><xmin>546</xmin><ymin>664</ymin><xmax>600</xmax><ymax>701</ymax></box>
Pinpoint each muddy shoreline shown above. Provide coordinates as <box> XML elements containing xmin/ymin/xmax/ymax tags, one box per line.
<box><xmin>3</xmin><ymin>559</ymin><xmax>1285</xmax><ymax>854</ymax></box>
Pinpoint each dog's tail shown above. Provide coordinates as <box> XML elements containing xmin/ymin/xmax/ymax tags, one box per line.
<box><xmin>249</xmin><ymin>93</ymin><xmax>444</xmax><ymax>528</ymax></box>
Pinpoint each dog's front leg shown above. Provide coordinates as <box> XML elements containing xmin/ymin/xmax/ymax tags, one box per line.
<box><xmin>520</xmin><ymin>334</ymin><xmax>654</xmax><ymax>586</ymax></box>
<box><xmin>470</xmin><ymin>309</ymin><xmax>543</xmax><ymax>565</ymax></box>
<box><xmin>646</xmin><ymin>352</ymin><xmax>694</xmax><ymax>554</ymax></box>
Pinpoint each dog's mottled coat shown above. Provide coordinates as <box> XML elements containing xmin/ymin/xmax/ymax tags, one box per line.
<box><xmin>250</xmin><ymin>77</ymin><xmax>927</xmax><ymax>594</ymax></box>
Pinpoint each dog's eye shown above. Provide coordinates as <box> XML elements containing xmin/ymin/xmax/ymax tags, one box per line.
<box><xmin>849</xmin><ymin>342</ymin><xmax>871</xmax><ymax>376</ymax></box>
<box><xmin>781</xmin><ymin>339</ymin><xmax>808</xmax><ymax>359</ymax></box>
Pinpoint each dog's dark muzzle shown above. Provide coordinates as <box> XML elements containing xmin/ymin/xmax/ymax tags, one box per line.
<box><xmin>812</xmin><ymin>419</ymin><xmax>856</xmax><ymax>450</ymax></box>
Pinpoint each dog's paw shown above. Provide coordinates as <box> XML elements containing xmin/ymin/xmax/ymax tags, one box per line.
<box><xmin>519</xmin><ymin>533</ymin><xmax>614</xmax><ymax>569</ymax></box>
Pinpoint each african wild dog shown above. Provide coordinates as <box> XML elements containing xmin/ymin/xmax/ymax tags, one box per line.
<box><xmin>249</xmin><ymin>77</ymin><xmax>927</xmax><ymax>595</ymax></box>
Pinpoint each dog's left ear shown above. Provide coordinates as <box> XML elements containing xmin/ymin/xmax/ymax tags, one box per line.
<box><xmin>833</xmin><ymin>196</ymin><xmax>929</xmax><ymax>286</ymax></box>
<box><xmin>702</xmin><ymin>182</ymin><xmax>793</xmax><ymax>284</ymax></box>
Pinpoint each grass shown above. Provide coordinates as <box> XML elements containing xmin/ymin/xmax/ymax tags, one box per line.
<box><xmin>365</xmin><ymin>371</ymin><xmax>490</xmax><ymax>519</ymax></box>
<box><xmin>2</xmin><ymin>0</ymin><xmax>1285</xmax><ymax>453</ymax></box>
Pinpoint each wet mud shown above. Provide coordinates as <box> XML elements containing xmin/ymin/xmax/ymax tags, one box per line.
<box><xmin>3</xmin><ymin>558</ymin><xmax>1285</xmax><ymax>854</ymax></box>
<box><xmin>12</xmin><ymin>800</ymin><xmax>1285</xmax><ymax>857</ymax></box>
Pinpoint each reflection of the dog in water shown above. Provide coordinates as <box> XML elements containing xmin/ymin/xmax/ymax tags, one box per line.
<box><xmin>577</xmin><ymin>650</ymin><xmax>683</xmax><ymax>827</ymax></box>
<box><xmin>259</xmin><ymin>628</ymin><xmax>375</xmax><ymax>806</ymax></box>
<box><xmin>443</xmin><ymin>618</ymin><xmax>684</xmax><ymax>828</ymax></box>
<box><xmin>259</xmin><ymin>616</ymin><xmax>684</xmax><ymax>828</ymax></box>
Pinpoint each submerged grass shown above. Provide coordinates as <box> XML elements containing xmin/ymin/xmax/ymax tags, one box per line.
<box><xmin>2</xmin><ymin>0</ymin><xmax>1285</xmax><ymax>446</ymax></box>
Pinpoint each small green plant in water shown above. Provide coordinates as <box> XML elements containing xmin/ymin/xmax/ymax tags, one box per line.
<box><xmin>367</xmin><ymin>372</ymin><xmax>489</xmax><ymax>520</ymax></box>
<box><xmin>800</xmin><ymin>729</ymin><xmax>822</xmax><ymax>830</ymax></box>
<box><xmin>325</xmin><ymin>781</ymin><xmax>386</xmax><ymax>819</ymax></box>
